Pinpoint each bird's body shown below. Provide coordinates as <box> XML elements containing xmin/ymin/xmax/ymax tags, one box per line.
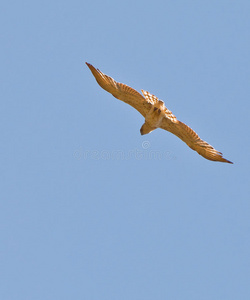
<box><xmin>86</xmin><ymin>62</ymin><xmax>232</xmax><ymax>164</ymax></box>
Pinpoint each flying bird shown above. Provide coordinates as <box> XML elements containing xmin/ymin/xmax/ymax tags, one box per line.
<box><xmin>86</xmin><ymin>62</ymin><xmax>232</xmax><ymax>164</ymax></box>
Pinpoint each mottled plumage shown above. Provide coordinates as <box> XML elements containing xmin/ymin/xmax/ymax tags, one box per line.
<box><xmin>86</xmin><ymin>62</ymin><xmax>232</xmax><ymax>164</ymax></box>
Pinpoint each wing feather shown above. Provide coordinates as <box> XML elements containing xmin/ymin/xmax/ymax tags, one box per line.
<box><xmin>160</xmin><ymin>118</ymin><xmax>233</xmax><ymax>163</ymax></box>
<box><xmin>86</xmin><ymin>63</ymin><xmax>152</xmax><ymax>117</ymax></box>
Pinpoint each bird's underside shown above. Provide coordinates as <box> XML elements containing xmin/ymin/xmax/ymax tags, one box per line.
<box><xmin>86</xmin><ymin>62</ymin><xmax>233</xmax><ymax>164</ymax></box>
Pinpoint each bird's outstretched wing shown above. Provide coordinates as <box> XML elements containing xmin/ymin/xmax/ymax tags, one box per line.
<box><xmin>160</xmin><ymin>118</ymin><xmax>233</xmax><ymax>163</ymax></box>
<box><xmin>86</xmin><ymin>63</ymin><xmax>152</xmax><ymax>117</ymax></box>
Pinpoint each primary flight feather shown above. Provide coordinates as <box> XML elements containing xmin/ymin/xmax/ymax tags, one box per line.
<box><xmin>86</xmin><ymin>62</ymin><xmax>232</xmax><ymax>164</ymax></box>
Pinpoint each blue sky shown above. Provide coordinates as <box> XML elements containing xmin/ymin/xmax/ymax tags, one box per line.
<box><xmin>1</xmin><ymin>0</ymin><xmax>250</xmax><ymax>299</ymax></box>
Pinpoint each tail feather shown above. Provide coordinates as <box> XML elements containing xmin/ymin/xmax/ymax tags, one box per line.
<box><xmin>140</xmin><ymin>122</ymin><xmax>156</xmax><ymax>135</ymax></box>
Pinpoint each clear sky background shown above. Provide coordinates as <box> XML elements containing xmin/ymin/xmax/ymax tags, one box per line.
<box><xmin>1</xmin><ymin>1</ymin><xmax>250</xmax><ymax>299</ymax></box>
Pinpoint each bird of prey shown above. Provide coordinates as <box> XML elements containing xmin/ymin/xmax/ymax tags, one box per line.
<box><xmin>86</xmin><ymin>62</ymin><xmax>232</xmax><ymax>164</ymax></box>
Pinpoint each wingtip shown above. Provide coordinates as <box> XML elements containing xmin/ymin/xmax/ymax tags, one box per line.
<box><xmin>222</xmin><ymin>158</ymin><xmax>233</xmax><ymax>164</ymax></box>
<box><xmin>85</xmin><ymin>62</ymin><xmax>96</xmax><ymax>73</ymax></box>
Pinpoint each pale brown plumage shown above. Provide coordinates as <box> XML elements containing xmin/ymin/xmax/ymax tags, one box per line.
<box><xmin>86</xmin><ymin>62</ymin><xmax>233</xmax><ymax>164</ymax></box>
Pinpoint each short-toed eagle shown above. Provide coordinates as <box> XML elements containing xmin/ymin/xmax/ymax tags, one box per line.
<box><xmin>86</xmin><ymin>62</ymin><xmax>232</xmax><ymax>164</ymax></box>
